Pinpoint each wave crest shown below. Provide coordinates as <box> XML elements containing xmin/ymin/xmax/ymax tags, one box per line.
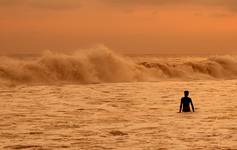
<box><xmin>1</xmin><ymin>47</ymin><xmax>237</xmax><ymax>85</ymax></box>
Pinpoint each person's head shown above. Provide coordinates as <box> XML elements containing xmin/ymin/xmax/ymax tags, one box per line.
<box><xmin>184</xmin><ymin>91</ymin><xmax>189</xmax><ymax>97</ymax></box>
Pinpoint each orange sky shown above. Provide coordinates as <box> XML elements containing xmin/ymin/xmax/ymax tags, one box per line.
<box><xmin>1</xmin><ymin>0</ymin><xmax>237</xmax><ymax>54</ymax></box>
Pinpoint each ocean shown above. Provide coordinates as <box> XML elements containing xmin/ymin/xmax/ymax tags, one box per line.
<box><xmin>0</xmin><ymin>48</ymin><xmax>237</xmax><ymax>149</ymax></box>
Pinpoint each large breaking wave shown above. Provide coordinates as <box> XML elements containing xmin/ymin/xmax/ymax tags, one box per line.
<box><xmin>1</xmin><ymin>46</ymin><xmax>237</xmax><ymax>85</ymax></box>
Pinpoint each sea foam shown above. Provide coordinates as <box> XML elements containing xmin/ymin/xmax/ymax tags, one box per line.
<box><xmin>1</xmin><ymin>47</ymin><xmax>237</xmax><ymax>85</ymax></box>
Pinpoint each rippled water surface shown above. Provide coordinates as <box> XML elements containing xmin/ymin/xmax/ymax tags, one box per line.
<box><xmin>0</xmin><ymin>80</ymin><xmax>237</xmax><ymax>149</ymax></box>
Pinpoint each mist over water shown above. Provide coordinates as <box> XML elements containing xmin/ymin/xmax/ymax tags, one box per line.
<box><xmin>1</xmin><ymin>46</ymin><xmax>237</xmax><ymax>85</ymax></box>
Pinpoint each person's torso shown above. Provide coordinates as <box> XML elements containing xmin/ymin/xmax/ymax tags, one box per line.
<box><xmin>182</xmin><ymin>97</ymin><xmax>191</xmax><ymax>107</ymax></box>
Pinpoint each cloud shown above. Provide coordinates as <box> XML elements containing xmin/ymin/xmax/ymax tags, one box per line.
<box><xmin>100</xmin><ymin>0</ymin><xmax>235</xmax><ymax>5</ymax></box>
<box><xmin>100</xmin><ymin>0</ymin><xmax>237</xmax><ymax>11</ymax></box>
<box><xmin>1</xmin><ymin>0</ymin><xmax>237</xmax><ymax>11</ymax></box>
<box><xmin>101</xmin><ymin>0</ymin><xmax>186</xmax><ymax>6</ymax></box>
<box><xmin>0</xmin><ymin>0</ymin><xmax>81</xmax><ymax>10</ymax></box>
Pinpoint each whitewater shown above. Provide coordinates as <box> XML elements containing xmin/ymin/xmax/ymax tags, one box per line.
<box><xmin>2</xmin><ymin>47</ymin><xmax>237</xmax><ymax>85</ymax></box>
<box><xmin>0</xmin><ymin>47</ymin><xmax>236</xmax><ymax>149</ymax></box>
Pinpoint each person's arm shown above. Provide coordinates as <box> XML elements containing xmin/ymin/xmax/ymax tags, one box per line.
<box><xmin>190</xmin><ymin>99</ymin><xmax>195</xmax><ymax>112</ymax></box>
<box><xmin>179</xmin><ymin>99</ymin><xmax>182</xmax><ymax>112</ymax></box>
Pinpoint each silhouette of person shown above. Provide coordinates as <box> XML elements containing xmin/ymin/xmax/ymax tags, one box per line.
<box><xmin>179</xmin><ymin>91</ymin><xmax>195</xmax><ymax>112</ymax></box>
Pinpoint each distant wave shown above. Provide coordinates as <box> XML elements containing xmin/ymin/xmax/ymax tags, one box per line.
<box><xmin>0</xmin><ymin>46</ymin><xmax>237</xmax><ymax>85</ymax></box>
<box><xmin>139</xmin><ymin>55</ymin><xmax>237</xmax><ymax>79</ymax></box>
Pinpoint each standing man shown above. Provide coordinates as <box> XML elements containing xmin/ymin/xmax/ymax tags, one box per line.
<box><xmin>179</xmin><ymin>91</ymin><xmax>195</xmax><ymax>112</ymax></box>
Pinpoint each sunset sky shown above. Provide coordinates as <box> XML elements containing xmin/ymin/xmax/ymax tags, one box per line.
<box><xmin>1</xmin><ymin>0</ymin><xmax>237</xmax><ymax>54</ymax></box>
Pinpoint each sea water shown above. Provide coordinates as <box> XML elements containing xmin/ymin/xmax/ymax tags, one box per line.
<box><xmin>0</xmin><ymin>49</ymin><xmax>237</xmax><ymax>149</ymax></box>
